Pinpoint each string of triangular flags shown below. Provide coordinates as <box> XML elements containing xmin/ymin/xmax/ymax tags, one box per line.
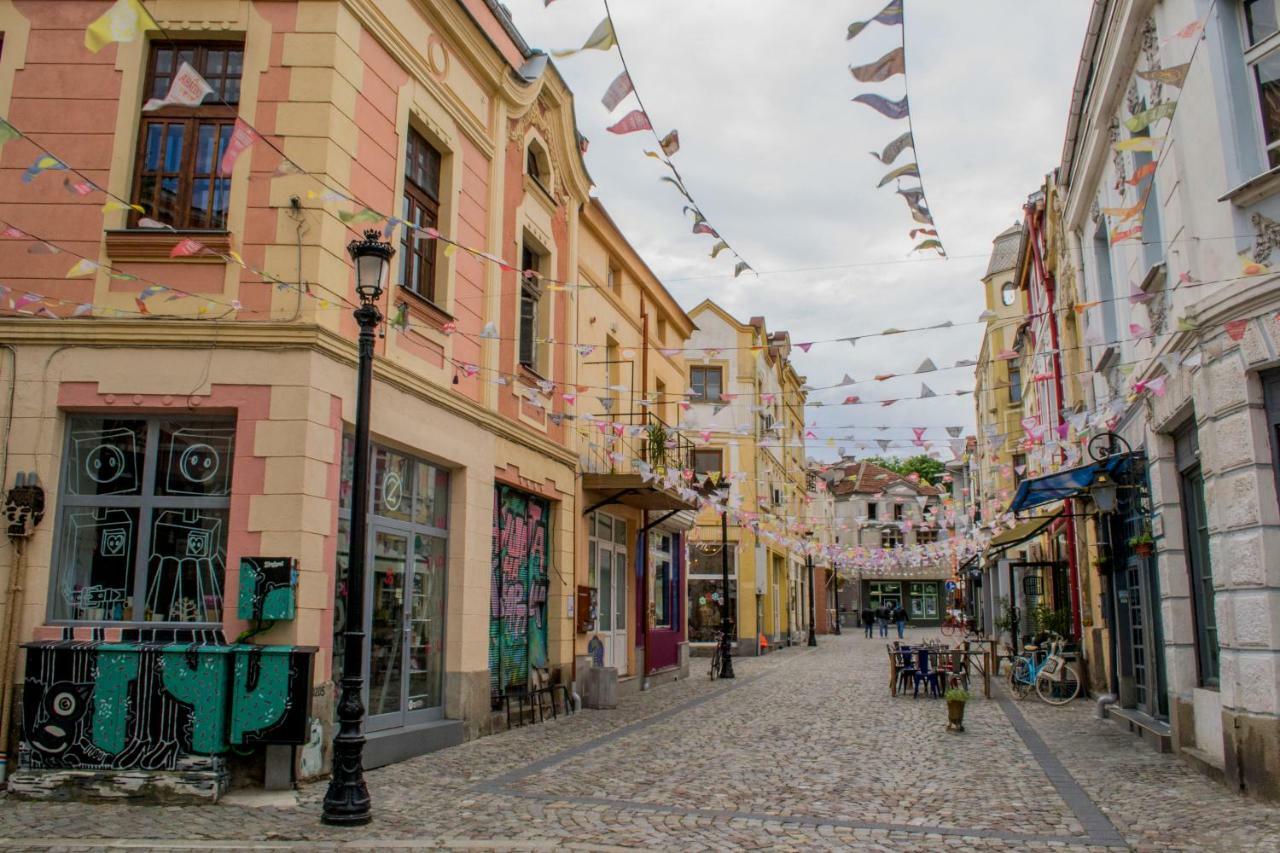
<box><xmin>847</xmin><ymin>1</ymin><xmax>942</xmax><ymax>257</ymax></box>
<box><xmin>549</xmin><ymin>1</ymin><xmax>753</xmax><ymax>278</ymax></box>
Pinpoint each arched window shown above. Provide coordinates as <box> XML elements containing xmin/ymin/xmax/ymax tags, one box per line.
<box><xmin>1001</xmin><ymin>281</ymin><xmax>1017</xmax><ymax>306</ymax></box>
<box><xmin>526</xmin><ymin>139</ymin><xmax>550</xmax><ymax>191</ymax></box>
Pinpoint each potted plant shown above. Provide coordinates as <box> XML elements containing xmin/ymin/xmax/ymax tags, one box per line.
<box><xmin>1128</xmin><ymin>528</ymin><xmax>1155</xmax><ymax>558</ymax></box>
<box><xmin>944</xmin><ymin>682</ymin><xmax>970</xmax><ymax>733</ymax></box>
<box><xmin>646</xmin><ymin>421</ymin><xmax>668</xmax><ymax>471</ymax></box>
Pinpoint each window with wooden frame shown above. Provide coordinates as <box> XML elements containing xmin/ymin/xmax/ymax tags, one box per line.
<box><xmin>689</xmin><ymin>365</ymin><xmax>722</xmax><ymax>403</ymax></box>
<box><xmin>692</xmin><ymin>448</ymin><xmax>723</xmax><ymax>477</ymax></box>
<box><xmin>519</xmin><ymin>241</ymin><xmax>545</xmax><ymax>373</ymax></box>
<box><xmin>400</xmin><ymin>128</ymin><xmax>443</xmax><ymax>304</ymax></box>
<box><xmin>132</xmin><ymin>42</ymin><xmax>243</xmax><ymax>230</ymax></box>
<box><xmin>1243</xmin><ymin>1</ymin><xmax>1280</xmax><ymax>169</ymax></box>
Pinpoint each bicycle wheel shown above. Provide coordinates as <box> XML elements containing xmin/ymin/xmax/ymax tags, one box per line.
<box><xmin>940</xmin><ymin>621</ymin><xmax>957</xmax><ymax>637</ymax></box>
<box><xmin>1036</xmin><ymin>662</ymin><xmax>1081</xmax><ymax>705</ymax></box>
<box><xmin>1008</xmin><ymin>658</ymin><xmax>1032</xmax><ymax>699</ymax></box>
<box><xmin>709</xmin><ymin>646</ymin><xmax>721</xmax><ymax>680</ymax></box>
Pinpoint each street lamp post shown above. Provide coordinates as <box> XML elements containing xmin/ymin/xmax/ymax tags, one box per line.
<box><xmin>805</xmin><ymin>535</ymin><xmax>817</xmax><ymax>647</ymax></box>
<box><xmin>702</xmin><ymin>475</ymin><xmax>734</xmax><ymax>679</ymax></box>
<box><xmin>831</xmin><ymin>569</ymin><xmax>841</xmax><ymax>635</ymax></box>
<box><xmin>322</xmin><ymin>230</ymin><xmax>394</xmax><ymax>827</ymax></box>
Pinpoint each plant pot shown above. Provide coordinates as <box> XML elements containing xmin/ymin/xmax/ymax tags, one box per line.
<box><xmin>1133</xmin><ymin>542</ymin><xmax>1154</xmax><ymax>558</ymax></box>
<box><xmin>946</xmin><ymin>699</ymin><xmax>966</xmax><ymax>733</ymax></box>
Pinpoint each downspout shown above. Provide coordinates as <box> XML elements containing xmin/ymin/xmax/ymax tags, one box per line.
<box><xmin>1026</xmin><ymin>202</ymin><xmax>1084</xmax><ymax>643</ymax></box>
<box><xmin>640</xmin><ymin>298</ymin><xmax>651</xmax><ymax>686</ymax></box>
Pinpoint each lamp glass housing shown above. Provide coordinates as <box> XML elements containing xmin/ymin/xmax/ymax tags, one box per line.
<box><xmin>347</xmin><ymin>229</ymin><xmax>394</xmax><ymax>302</ymax></box>
<box><xmin>1092</xmin><ymin>473</ymin><xmax>1118</xmax><ymax>514</ymax></box>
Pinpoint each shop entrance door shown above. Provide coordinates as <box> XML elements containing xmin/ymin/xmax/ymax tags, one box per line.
<box><xmin>591</xmin><ymin>513</ymin><xmax>629</xmax><ymax>674</ymax></box>
<box><xmin>367</xmin><ymin>525</ymin><xmax>447</xmax><ymax>732</ymax></box>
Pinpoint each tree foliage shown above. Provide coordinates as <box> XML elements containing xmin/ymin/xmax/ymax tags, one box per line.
<box><xmin>862</xmin><ymin>454</ymin><xmax>946</xmax><ymax>485</ymax></box>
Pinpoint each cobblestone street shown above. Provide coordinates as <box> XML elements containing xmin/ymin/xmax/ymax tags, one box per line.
<box><xmin>3</xmin><ymin>631</ymin><xmax>1279</xmax><ymax>851</ymax></box>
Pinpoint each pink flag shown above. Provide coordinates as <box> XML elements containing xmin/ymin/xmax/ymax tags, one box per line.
<box><xmin>601</xmin><ymin>70</ymin><xmax>634</xmax><ymax>111</ymax></box>
<box><xmin>219</xmin><ymin>118</ymin><xmax>259</xmax><ymax>176</ymax></box>
<box><xmin>170</xmin><ymin>238</ymin><xmax>205</xmax><ymax>258</ymax></box>
<box><xmin>796</xmin><ymin>342</ymin><xmax>813</xmax><ymax>352</ymax></box>
<box><xmin>843</xmin><ymin>396</ymin><xmax>860</xmax><ymax>404</ymax></box>
<box><xmin>1225</xmin><ymin>319</ymin><xmax>1248</xmax><ymax>341</ymax></box>
<box><xmin>606</xmin><ymin>110</ymin><xmax>652</xmax><ymax>135</ymax></box>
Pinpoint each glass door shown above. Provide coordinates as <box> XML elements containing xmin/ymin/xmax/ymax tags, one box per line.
<box><xmin>368</xmin><ymin>528</ymin><xmax>408</xmax><ymax>731</ymax></box>
<box><xmin>408</xmin><ymin>533</ymin><xmax>446</xmax><ymax>714</ymax></box>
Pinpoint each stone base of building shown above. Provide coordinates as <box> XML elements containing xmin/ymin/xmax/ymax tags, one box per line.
<box><xmin>1223</xmin><ymin>709</ymin><xmax>1280</xmax><ymax>802</ymax></box>
<box><xmin>9</xmin><ymin>757</ymin><xmax>230</xmax><ymax>803</ymax></box>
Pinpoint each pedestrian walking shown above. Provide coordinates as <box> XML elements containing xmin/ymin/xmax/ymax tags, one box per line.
<box><xmin>892</xmin><ymin>603</ymin><xmax>907</xmax><ymax>639</ymax></box>
<box><xmin>877</xmin><ymin>604</ymin><xmax>890</xmax><ymax>638</ymax></box>
<box><xmin>861</xmin><ymin>604</ymin><xmax>875</xmax><ymax>638</ymax></box>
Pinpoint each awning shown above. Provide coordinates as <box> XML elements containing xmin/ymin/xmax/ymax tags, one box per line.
<box><xmin>1008</xmin><ymin>456</ymin><xmax>1126</xmax><ymax>513</ymax></box>
<box><xmin>986</xmin><ymin>514</ymin><xmax>1057</xmax><ymax>557</ymax></box>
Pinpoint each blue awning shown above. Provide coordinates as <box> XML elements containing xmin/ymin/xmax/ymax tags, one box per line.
<box><xmin>1009</xmin><ymin>456</ymin><xmax>1126</xmax><ymax>513</ymax></box>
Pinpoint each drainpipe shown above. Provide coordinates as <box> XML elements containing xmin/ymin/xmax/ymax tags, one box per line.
<box><xmin>640</xmin><ymin>299</ymin><xmax>651</xmax><ymax>688</ymax></box>
<box><xmin>1026</xmin><ymin>201</ymin><xmax>1084</xmax><ymax>643</ymax></box>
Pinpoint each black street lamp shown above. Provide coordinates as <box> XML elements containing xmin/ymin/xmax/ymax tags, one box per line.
<box><xmin>831</xmin><ymin>569</ymin><xmax>841</xmax><ymax>635</ymax></box>
<box><xmin>701</xmin><ymin>474</ymin><xmax>734</xmax><ymax>679</ymax></box>
<box><xmin>322</xmin><ymin>230</ymin><xmax>394</xmax><ymax>827</ymax></box>
<box><xmin>805</xmin><ymin>533</ymin><xmax>817</xmax><ymax>647</ymax></box>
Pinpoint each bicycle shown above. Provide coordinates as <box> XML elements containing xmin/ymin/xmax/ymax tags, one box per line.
<box><xmin>709</xmin><ymin>631</ymin><xmax>724</xmax><ymax>680</ymax></box>
<box><xmin>1007</xmin><ymin>634</ymin><xmax>1081</xmax><ymax>705</ymax></box>
<box><xmin>939</xmin><ymin>614</ymin><xmax>979</xmax><ymax>638</ymax></box>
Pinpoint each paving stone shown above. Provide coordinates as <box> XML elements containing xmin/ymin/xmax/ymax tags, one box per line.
<box><xmin>1</xmin><ymin>631</ymin><xmax>1279</xmax><ymax>850</ymax></box>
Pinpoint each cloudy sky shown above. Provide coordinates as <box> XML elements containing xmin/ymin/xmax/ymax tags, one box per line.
<box><xmin>504</xmin><ymin>0</ymin><xmax>1091</xmax><ymax>461</ymax></box>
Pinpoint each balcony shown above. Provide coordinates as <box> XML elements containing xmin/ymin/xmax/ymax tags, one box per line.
<box><xmin>581</xmin><ymin>411</ymin><xmax>698</xmax><ymax>515</ymax></box>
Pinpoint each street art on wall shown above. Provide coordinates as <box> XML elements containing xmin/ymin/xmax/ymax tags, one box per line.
<box><xmin>237</xmin><ymin>556</ymin><xmax>298</xmax><ymax>622</ymax></box>
<box><xmin>19</xmin><ymin>635</ymin><xmax>314</xmax><ymax>772</ymax></box>
<box><xmin>489</xmin><ymin>487</ymin><xmax>550</xmax><ymax>705</ymax></box>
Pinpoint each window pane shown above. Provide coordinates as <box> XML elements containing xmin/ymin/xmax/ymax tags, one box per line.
<box><xmin>613</xmin><ymin>517</ymin><xmax>627</xmax><ymax>545</ymax></box>
<box><xmin>598</xmin><ymin>557</ymin><xmax>612</xmax><ymax>630</ymax></box>
<box><xmin>164</xmin><ymin>124</ymin><xmax>186</xmax><ymax>171</ymax></box>
<box><xmin>206</xmin><ymin>49</ymin><xmax>224</xmax><ymax>75</ymax></box>
<box><xmin>156</xmin><ymin>48</ymin><xmax>173</xmax><ymax>74</ymax></box>
<box><xmin>156</xmin><ymin>422</ymin><xmax>235</xmax><ymax>497</ymax></box>
<box><xmin>370</xmin><ymin>531</ymin><xmax>407</xmax><ymax>716</ymax></box>
<box><xmin>144</xmin><ymin>124</ymin><xmax>164</xmax><ymax>170</ymax></box>
<box><xmin>54</xmin><ymin>507</ymin><xmax>139</xmax><ymax>621</ymax></box>
<box><xmin>1247</xmin><ymin>0</ymin><xmax>1280</xmax><ymax>45</ymax></box>
<box><xmin>414</xmin><ymin>463</ymin><xmax>449</xmax><ymax>529</ymax></box>
<box><xmin>64</xmin><ymin>418</ymin><xmax>147</xmax><ymax>496</ymax></box>
<box><xmin>614</xmin><ymin>549</ymin><xmax>627</xmax><ymax>628</ymax></box>
<box><xmin>195</xmin><ymin>123</ymin><xmax>218</xmax><ymax>174</ymax></box>
<box><xmin>227</xmin><ymin>50</ymin><xmax>243</xmax><ymax>76</ymax></box>
<box><xmin>144</xmin><ymin>507</ymin><xmax>227</xmax><ymax>622</ymax></box>
<box><xmin>1255</xmin><ymin>51</ymin><xmax>1280</xmax><ymax>148</ymax></box>
<box><xmin>408</xmin><ymin>534</ymin><xmax>446</xmax><ymax>710</ymax></box>
<box><xmin>374</xmin><ymin>447</ymin><xmax>412</xmax><ymax>521</ymax></box>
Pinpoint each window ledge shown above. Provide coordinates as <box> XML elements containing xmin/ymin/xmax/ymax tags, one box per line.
<box><xmin>105</xmin><ymin>229</ymin><xmax>231</xmax><ymax>262</ymax></box>
<box><xmin>1219</xmin><ymin>165</ymin><xmax>1280</xmax><ymax>207</ymax></box>
<box><xmin>517</xmin><ymin>363</ymin><xmax>548</xmax><ymax>387</ymax></box>
<box><xmin>1139</xmin><ymin>260</ymin><xmax>1167</xmax><ymax>294</ymax></box>
<box><xmin>396</xmin><ymin>285</ymin><xmax>453</xmax><ymax>331</ymax></box>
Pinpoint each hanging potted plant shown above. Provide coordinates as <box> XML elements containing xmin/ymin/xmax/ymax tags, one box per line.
<box><xmin>945</xmin><ymin>681</ymin><xmax>970</xmax><ymax>733</ymax></box>
<box><xmin>1128</xmin><ymin>528</ymin><xmax>1155</xmax><ymax>558</ymax></box>
<box><xmin>646</xmin><ymin>421</ymin><xmax>669</xmax><ymax>472</ymax></box>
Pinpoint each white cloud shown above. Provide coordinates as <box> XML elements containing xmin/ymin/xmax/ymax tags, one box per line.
<box><xmin>504</xmin><ymin>0</ymin><xmax>1090</xmax><ymax>460</ymax></box>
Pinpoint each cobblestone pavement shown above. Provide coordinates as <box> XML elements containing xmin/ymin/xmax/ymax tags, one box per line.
<box><xmin>2</xmin><ymin>630</ymin><xmax>1279</xmax><ymax>851</ymax></box>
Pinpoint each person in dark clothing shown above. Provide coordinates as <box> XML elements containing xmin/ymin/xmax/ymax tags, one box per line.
<box><xmin>861</xmin><ymin>605</ymin><xmax>875</xmax><ymax>638</ymax></box>
<box><xmin>877</xmin><ymin>604</ymin><xmax>890</xmax><ymax>638</ymax></box>
<box><xmin>892</xmin><ymin>604</ymin><xmax>908</xmax><ymax>639</ymax></box>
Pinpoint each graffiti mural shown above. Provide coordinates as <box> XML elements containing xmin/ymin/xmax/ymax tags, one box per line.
<box><xmin>237</xmin><ymin>556</ymin><xmax>298</xmax><ymax>621</ymax></box>
<box><xmin>489</xmin><ymin>487</ymin><xmax>550</xmax><ymax>705</ymax></box>
<box><xmin>19</xmin><ymin>634</ymin><xmax>314</xmax><ymax>772</ymax></box>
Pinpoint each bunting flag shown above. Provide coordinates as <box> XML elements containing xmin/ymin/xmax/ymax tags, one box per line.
<box><xmin>1138</xmin><ymin>63</ymin><xmax>1191</xmax><ymax>88</ymax></box>
<box><xmin>607</xmin><ymin>110</ymin><xmax>652</xmax><ymax>135</ymax></box>
<box><xmin>1111</xmin><ymin>224</ymin><xmax>1143</xmax><ymax>244</ymax></box>
<box><xmin>1124</xmin><ymin>102</ymin><xmax>1177</xmax><ymax>133</ymax></box>
<box><xmin>601</xmin><ymin>70</ymin><xmax>634</xmax><ymax>111</ymax></box>
<box><xmin>734</xmin><ymin>261</ymin><xmax>750</xmax><ymax>278</ymax></box>
<box><xmin>915</xmin><ymin>358</ymin><xmax>936</xmax><ymax>374</ymax></box>
<box><xmin>1114</xmin><ymin>136</ymin><xmax>1164</xmax><ymax>153</ymax></box>
<box><xmin>170</xmin><ymin>238</ymin><xmax>205</xmax><ymax>258</ymax></box>
<box><xmin>0</xmin><ymin>118</ymin><xmax>20</xmax><ymax>148</ymax></box>
<box><xmin>85</xmin><ymin>0</ymin><xmax>159</xmax><ymax>53</ymax></box>
<box><xmin>920</xmin><ymin>383</ymin><xmax>936</xmax><ymax>398</ymax></box>
<box><xmin>143</xmin><ymin>61</ymin><xmax>214</xmax><ymax>111</ymax></box>
<box><xmin>870</xmin><ymin>130</ymin><xmax>913</xmax><ymax>165</ymax></box>
<box><xmin>710</xmin><ymin>240</ymin><xmax>729</xmax><ymax>258</ymax></box>
<box><xmin>852</xmin><ymin>93</ymin><xmax>910</xmax><ymax>120</ymax></box>
<box><xmin>659</xmin><ymin>129</ymin><xmax>680</xmax><ymax>156</ymax></box>
<box><xmin>876</xmin><ymin>162</ymin><xmax>919</xmax><ymax>187</ymax></box>
<box><xmin>850</xmin><ymin>46</ymin><xmax>906</xmax><ymax>83</ymax></box>
<box><xmin>551</xmin><ymin>17</ymin><xmax>615</xmax><ymax>57</ymax></box>
<box><xmin>23</xmin><ymin>154</ymin><xmax>67</xmax><ymax>183</ymax></box>
<box><xmin>847</xmin><ymin>1</ymin><xmax>904</xmax><ymax>41</ymax></box>
<box><xmin>1126</xmin><ymin>161</ymin><xmax>1157</xmax><ymax>185</ymax></box>
<box><xmin>219</xmin><ymin>118</ymin><xmax>258</xmax><ymax>175</ymax></box>
<box><xmin>897</xmin><ymin>186</ymin><xmax>932</xmax><ymax>223</ymax></box>
<box><xmin>1101</xmin><ymin>202</ymin><xmax>1144</xmax><ymax>222</ymax></box>
<box><xmin>913</xmin><ymin>239</ymin><xmax>944</xmax><ymax>256</ymax></box>
<box><xmin>65</xmin><ymin>258</ymin><xmax>100</xmax><ymax>277</ymax></box>
<box><xmin>338</xmin><ymin>207</ymin><xmax>383</xmax><ymax>225</ymax></box>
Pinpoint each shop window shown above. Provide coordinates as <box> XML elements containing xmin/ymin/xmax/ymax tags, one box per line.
<box><xmin>400</xmin><ymin>128</ymin><xmax>442</xmax><ymax>304</ymax></box>
<box><xmin>909</xmin><ymin>582</ymin><xmax>939</xmax><ymax>620</ymax></box>
<box><xmin>689</xmin><ymin>365</ymin><xmax>722</xmax><ymax>403</ymax></box>
<box><xmin>868</xmin><ymin>580</ymin><xmax>901</xmax><ymax>611</ymax></box>
<box><xmin>688</xmin><ymin>545</ymin><xmax>735</xmax><ymax>643</ymax></box>
<box><xmin>131</xmin><ymin>42</ymin><xmax>242</xmax><ymax>230</ymax></box>
<box><xmin>692</xmin><ymin>448</ymin><xmax>723</xmax><ymax>477</ymax></box>
<box><xmin>51</xmin><ymin>415</ymin><xmax>235</xmax><ymax>623</ymax></box>
<box><xmin>1242</xmin><ymin>1</ymin><xmax>1280</xmax><ymax>168</ymax></box>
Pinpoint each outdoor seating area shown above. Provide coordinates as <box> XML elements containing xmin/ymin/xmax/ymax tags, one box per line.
<box><xmin>887</xmin><ymin>639</ymin><xmax>995</xmax><ymax>699</ymax></box>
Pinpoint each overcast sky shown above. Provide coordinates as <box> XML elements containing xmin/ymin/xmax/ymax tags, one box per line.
<box><xmin>504</xmin><ymin>0</ymin><xmax>1091</xmax><ymax>462</ymax></box>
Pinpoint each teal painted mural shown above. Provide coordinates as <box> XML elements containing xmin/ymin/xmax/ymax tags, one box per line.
<box><xmin>237</xmin><ymin>557</ymin><xmax>298</xmax><ymax>622</ymax></box>
<box><xmin>19</xmin><ymin>635</ymin><xmax>314</xmax><ymax>772</ymax></box>
<box><xmin>489</xmin><ymin>487</ymin><xmax>550</xmax><ymax>706</ymax></box>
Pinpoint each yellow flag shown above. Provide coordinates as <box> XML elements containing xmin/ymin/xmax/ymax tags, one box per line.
<box><xmin>85</xmin><ymin>0</ymin><xmax>159</xmax><ymax>53</ymax></box>
<box><xmin>66</xmin><ymin>258</ymin><xmax>99</xmax><ymax>277</ymax></box>
<box><xmin>102</xmin><ymin>200</ymin><xmax>145</xmax><ymax>214</ymax></box>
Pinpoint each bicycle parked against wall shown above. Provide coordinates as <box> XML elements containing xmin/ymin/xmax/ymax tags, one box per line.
<box><xmin>1008</xmin><ymin>633</ymin><xmax>1081</xmax><ymax>705</ymax></box>
<box><xmin>710</xmin><ymin>631</ymin><xmax>724</xmax><ymax>680</ymax></box>
<box><xmin>940</xmin><ymin>612</ymin><xmax>980</xmax><ymax>638</ymax></box>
